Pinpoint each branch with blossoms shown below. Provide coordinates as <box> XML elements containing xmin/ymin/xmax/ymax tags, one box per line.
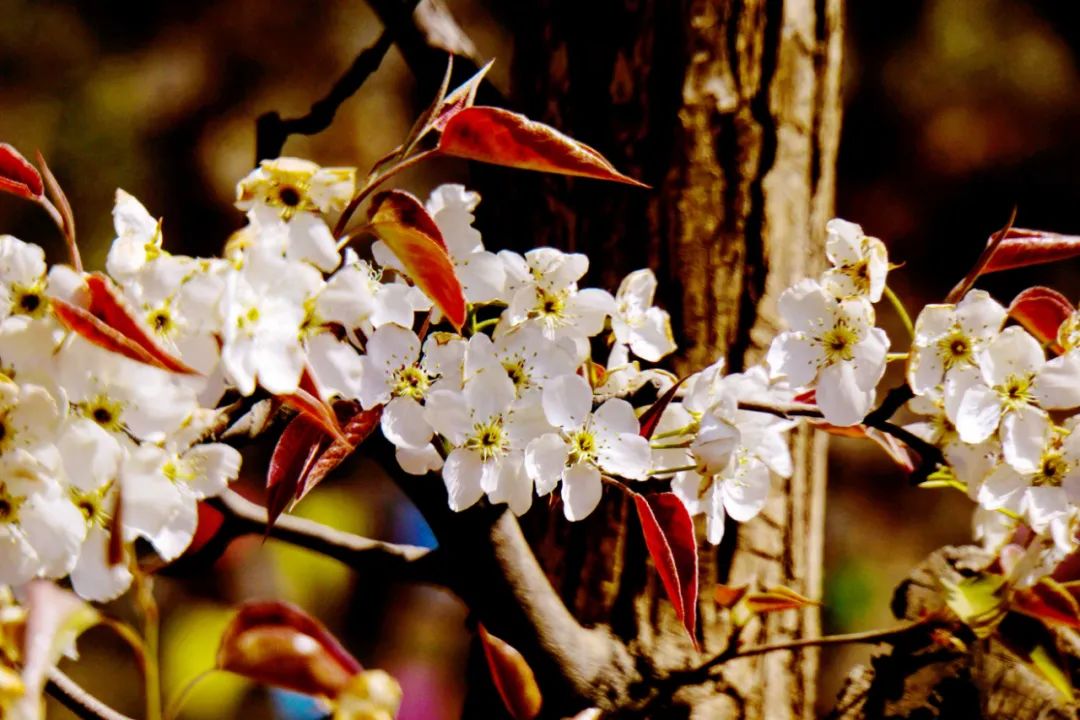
<box><xmin>6</xmin><ymin>56</ymin><xmax>1080</xmax><ymax>719</ymax></box>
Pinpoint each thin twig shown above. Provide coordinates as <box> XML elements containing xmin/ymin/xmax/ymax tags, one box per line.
<box><xmin>46</xmin><ymin>668</ymin><xmax>136</xmax><ymax>720</ymax></box>
<box><xmin>680</xmin><ymin>618</ymin><xmax>936</xmax><ymax>680</ymax></box>
<box><xmin>253</xmin><ymin>0</ymin><xmax>421</xmax><ymax>162</ymax></box>
<box><xmin>207</xmin><ymin>490</ymin><xmax>443</xmax><ymax>584</ymax></box>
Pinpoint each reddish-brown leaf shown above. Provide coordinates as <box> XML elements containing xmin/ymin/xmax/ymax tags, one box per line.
<box><xmin>477</xmin><ymin>624</ymin><xmax>542</xmax><ymax>720</ymax></box>
<box><xmin>983</xmin><ymin>228</ymin><xmax>1080</xmax><ymax>275</ymax></box>
<box><xmin>52</xmin><ymin>296</ymin><xmax>169</xmax><ymax>370</ymax></box>
<box><xmin>279</xmin><ymin>386</ymin><xmax>349</xmax><ymax>445</ymax></box>
<box><xmin>0</xmin><ymin>142</ymin><xmax>43</xmax><ymax>199</ymax></box>
<box><xmin>808</xmin><ymin>420</ymin><xmax>917</xmax><ymax>472</ymax></box>
<box><xmin>632</xmin><ymin>492</ymin><xmax>699</xmax><ymax>646</ymax></box>
<box><xmin>1009</xmin><ymin>287</ymin><xmax>1073</xmax><ymax>352</ymax></box>
<box><xmin>638</xmin><ymin>377</ymin><xmax>687</xmax><ymax>440</ymax></box>
<box><xmin>438</xmin><ymin>107</ymin><xmax>649</xmax><ymax>187</ymax></box>
<box><xmin>107</xmin><ymin>484</ymin><xmax>125</xmax><ymax>567</ymax></box>
<box><xmin>186</xmin><ymin>501</ymin><xmax>227</xmax><ymax>557</ymax></box>
<box><xmin>295</xmin><ymin>404</ymin><xmax>383</xmax><ymax>504</ymax></box>
<box><xmin>743</xmin><ymin>585</ymin><xmax>820</xmax><ymax>615</ymax></box>
<box><xmin>266</xmin><ymin>414</ymin><xmax>328</xmax><ymax>530</ymax></box>
<box><xmin>432</xmin><ymin>60</ymin><xmax>494</xmax><ymax>131</ymax></box>
<box><xmin>84</xmin><ymin>273</ymin><xmax>199</xmax><ymax>374</ymax></box>
<box><xmin>1013</xmin><ymin>578</ymin><xmax>1080</xmax><ymax>629</ymax></box>
<box><xmin>714</xmin><ymin>583</ymin><xmax>749</xmax><ymax>609</ymax></box>
<box><xmin>35</xmin><ymin>150</ymin><xmax>81</xmax><ymax>272</ymax></box>
<box><xmin>368</xmin><ymin>190</ymin><xmax>466</xmax><ymax>330</ymax></box>
<box><xmin>217</xmin><ymin>601</ymin><xmax>361</xmax><ymax>699</ymax></box>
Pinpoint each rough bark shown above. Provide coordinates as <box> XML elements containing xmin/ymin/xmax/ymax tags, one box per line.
<box><xmin>471</xmin><ymin>0</ymin><xmax>844</xmax><ymax>717</ymax></box>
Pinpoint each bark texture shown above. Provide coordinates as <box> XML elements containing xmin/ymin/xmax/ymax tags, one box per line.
<box><xmin>472</xmin><ymin>0</ymin><xmax>844</xmax><ymax>717</ymax></box>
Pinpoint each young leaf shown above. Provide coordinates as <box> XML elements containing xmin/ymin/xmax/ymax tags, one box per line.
<box><xmin>295</xmin><ymin>404</ymin><xmax>384</xmax><ymax>504</ymax></box>
<box><xmin>266</xmin><ymin>414</ymin><xmax>327</xmax><ymax>530</ymax></box>
<box><xmin>438</xmin><ymin>107</ymin><xmax>649</xmax><ymax>187</ymax></box>
<box><xmin>217</xmin><ymin>601</ymin><xmax>361</xmax><ymax>699</ymax></box>
<box><xmin>84</xmin><ymin>273</ymin><xmax>199</xmax><ymax>374</ymax></box>
<box><xmin>1012</xmin><ymin>577</ymin><xmax>1080</xmax><ymax>629</ymax></box>
<box><xmin>477</xmin><ymin>624</ymin><xmax>542</xmax><ymax>720</ymax></box>
<box><xmin>995</xmin><ymin>612</ymin><xmax>1075</xmax><ymax>701</ymax></box>
<box><xmin>279</xmin><ymin>385</ymin><xmax>349</xmax><ymax>445</ymax></box>
<box><xmin>367</xmin><ymin>190</ymin><xmax>466</xmax><ymax>331</ymax></box>
<box><xmin>632</xmin><ymin>491</ymin><xmax>699</xmax><ymax>646</ymax></box>
<box><xmin>1008</xmin><ymin>287</ymin><xmax>1073</xmax><ymax>352</ymax></box>
<box><xmin>942</xmin><ymin>572</ymin><xmax>1008</xmax><ymax>638</ymax></box>
<box><xmin>638</xmin><ymin>377</ymin><xmax>687</xmax><ymax>440</ymax></box>
<box><xmin>743</xmin><ymin>585</ymin><xmax>820</xmax><ymax>615</ymax></box>
<box><xmin>432</xmin><ymin>59</ymin><xmax>495</xmax><ymax>131</ymax></box>
<box><xmin>808</xmin><ymin>420</ymin><xmax>916</xmax><ymax>472</ymax></box>
<box><xmin>983</xmin><ymin>228</ymin><xmax>1080</xmax><ymax>275</ymax></box>
<box><xmin>36</xmin><ymin>150</ymin><xmax>81</xmax><ymax>272</ymax></box>
<box><xmin>52</xmin><ymin>296</ymin><xmax>175</xmax><ymax>371</ymax></box>
<box><xmin>0</xmin><ymin>142</ymin><xmax>44</xmax><ymax>200</ymax></box>
<box><xmin>714</xmin><ymin>583</ymin><xmax>749</xmax><ymax>609</ymax></box>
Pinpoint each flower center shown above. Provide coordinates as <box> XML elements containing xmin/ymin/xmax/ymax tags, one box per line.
<box><xmin>69</xmin><ymin>485</ymin><xmax>112</xmax><ymax>526</ymax></box>
<box><xmin>568</xmin><ymin>430</ymin><xmax>597</xmax><ymax>464</ymax></box>
<box><xmin>465</xmin><ymin>420</ymin><xmax>508</xmax><ymax>462</ymax></box>
<box><xmin>820</xmin><ymin>321</ymin><xmax>859</xmax><ymax>364</ymax></box>
<box><xmin>83</xmin><ymin>395</ymin><xmax>125</xmax><ymax>434</ymax></box>
<box><xmin>937</xmin><ymin>330</ymin><xmax>973</xmax><ymax>370</ymax></box>
<box><xmin>1036</xmin><ymin>453</ymin><xmax>1068</xmax><ymax>486</ymax></box>
<box><xmin>502</xmin><ymin>359</ymin><xmax>529</xmax><ymax>392</ymax></box>
<box><xmin>536</xmin><ymin>290</ymin><xmax>565</xmax><ymax>319</ymax></box>
<box><xmin>10</xmin><ymin>282</ymin><xmax>46</xmax><ymax>319</ymax></box>
<box><xmin>146</xmin><ymin>306</ymin><xmax>175</xmax><ymax>337</ymax></box>
<box><xmin>0</xmin><ymin>484</ymin><xmax>24</xmax><ymax>524</ymax></box>
<box><xmin>392</xmin><ymin>366</ymin><xmax>430</xmax><ymax>400</ymax></box>
<box><xmin>996</xmin><ymin>374</ymin><xmax>1033</xmax><ymax>410</ymax></box>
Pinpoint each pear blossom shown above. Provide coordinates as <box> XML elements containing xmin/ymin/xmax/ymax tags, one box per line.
<box><xmin>907</xmin><ymin>290</ymin><xmax>1006</xmax><ymax>397</ymax></box>
<box><xmin>235</xmin><ymin>157</ymin><xmax>356</xmax><ymax>272</ymax></box>
<box><xmin>220</xmin><ymin>248</ymin><xmax>323</xmax><ymax>396</ymax></box>
<box><xmin>525</xmin><ymin>375</ymin><xmax>650</xmax><ymax>521</ymax></box>
<box><xmin>0</xmin><ymin>235</ymin><xmax>48</xmax><ymax>325</ymax></box>
<box><xmin>766</xmin><ymin>279</ymin><xmax>889</xmax><ymax>426</ymax></box>
<box><xmin>105</xmin><ymin>190</ymin><xmax>163</xmax><ymax>282</ymax></box>
<box><xmin>315</xmin><ymin>250</ymin><xmax>426</xmax><ymax>338</ymax></box>
<box><xmin>672</xmin><ymin>450</ymin><xmax>771</xmax><ymax>545</ymax></box>
<box><xmin>822</xmin><ymin>219</ymin><xmax>889</xmax><ymax>302</ymax></box>
<box><xmin>611</xmin><ymin>269</ymin><xmax>676</xmax><ymax>362</ymax></box>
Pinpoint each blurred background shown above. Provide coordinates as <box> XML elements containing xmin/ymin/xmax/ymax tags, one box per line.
<box><xmin>2</xmin><ymin>0</ymin><xmax>1078</xmax><ymax>717</ymax></box>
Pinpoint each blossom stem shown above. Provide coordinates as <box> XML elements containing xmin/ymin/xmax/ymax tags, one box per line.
<box><xmin>333</xmin><ymin>148</ymin><xmax>437</xmax><ymax>237</ymax></box>
<box><xmin>650</xmin><ymin>440</ymin><xmax>692</xmax><ymax>450</ymax></box>
<box><xmin>133</xmin><ymin>571</ymin><xmax>163</xmax><ymax>720</ymax></box>
<box><xmin>473</xmin><ymin>317</ymin><xmax>500</xmax><ymax>332</ymax></box>
<box><xmin>47</xmin><ymin>668</ymin><xmax>136</xmax><ymax>720</ymax></box>
<box><xmin>650</xmin><ymin>423</ymin><xmax>697</xmax><ymax>441</ymax></box>
<box><xmin>651</xmin><ymin>463</ymin><xmax>699</xmax><ymax>474</ymax></box>
<box><xmin>883</xmin><ymin>285</ymin><xmax>915</xmax><ymax>340</ymax></box>
<box><xmin>164</xmin><ymin>669</ymin><xmax>216</xmax><ymax>720</ymax></box>
<box><xmin>886</xmin><ymin>352</ymin><xmax>909</xmax><ymax>362</ymax></box>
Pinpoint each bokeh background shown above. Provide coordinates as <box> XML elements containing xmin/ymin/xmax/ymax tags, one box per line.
<box><xmin>2</xmin><ymin>0</ymin><xmax>1079</xmax><ymax>717</ymax></box>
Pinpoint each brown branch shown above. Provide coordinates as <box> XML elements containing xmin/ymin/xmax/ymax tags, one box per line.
<box><xmin>253</xmin><ymin>0</ymin><xmax>421</xmax><ymax>162</ymax></box>
<box><xmin>207</xmin><ymin>490</ymin><xmax>443</xmax><ymax>584</ymax></box>
<box><xmin>46</xmin><ymin>668</ymin><xmax>136</xmax><ymax>720</ymax></box>
<box><xmin>371</xmin><ymin>439</ymin><xmax>640</xmax><ymax>716</ymax></box>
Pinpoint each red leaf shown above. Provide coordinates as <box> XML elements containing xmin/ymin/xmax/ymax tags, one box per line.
<box><xmin>808</xmin><ymin>420</ymin><xmax>917</xmax><ymax>472</ymax></box>
<box><xmin>1013</xmin><ymin>578</ymin><xmax>1080</xmax><ymax>629</ymax></box>
<box><xmin>638</xmin><ymin>377</ymin><xmax>687</xmax><ymax>439</ymax></box>
<box><xmin>438</xmin><ymin>107</ymin><xmax>649</xmax><ymax>187</ymax></box>
<box><xmin>1009</xmin><ymin>287</ymin><xmax>1073</xmax><ymax>352</ymax></box>
<box><xmin>432</xmin><ymin>60</ymin><xmax>494</xmax><ymax>131</ymax></box>
<box><xmin>85</xmin><ymin>273</ymin><xmax>199</xmax><ymax>374</ymax></box>
<box><xmin>295</xmin><ymin>404</ymin><xmax>383</xmax><ymax>504</ymax></box>
<box><xmin>266</xmin><ymin>415</ymin><xmax>328</xmax><ymax>530</ymax></box>
<box><xmin>52</xmin><ymin>296</ymin><xmax>173</xmax><ymax>370</ymax></box>
<box><xmin>0</xmin><ymin>142</ymin><xmax>43</xmax><ymax>199</ymax></box>
<box><xmin>714</xmin><ymin>583</ymin><xmax>749</xmax><ymax>609</ymax></box>
<box><xmin>368</xmin><ymin>190</ymin><xmax>466</xmax><ymax>331</ymax></box>
<box><xmin>186</xmin><ymin>501</ymin><xmax>226</xmax><ymax>557</ymax></box>
<box><xmin>743</xmin><ymin>586</ymin><xmax>820</xmax><ymax>615</ymax></box>
<box><xmin>632</xmin><ymin>492</ymin><xmax>699</xmax><ymax>646</ymax></box>
<box><xmin>477</xmin><ymin>624</ymin><xmax>542</xmax><ymax>720</ymax></box>
<box><xmin>36</xmin><ymin>150</ymin><xmax>81</xmax><ymax>272</ymax></box>
<box><xmin>217</xmin><ymin>601</ymin><xmax>361</xmax><ymax>699</ymax></box>
<box><xmin>279</xmin><ymin>385</ymin><xmax>349</xmax><ymax>445</ymax></box>
<box><xmin>983</xmin><ymin>228</ymin><xmax>1080</xmax><ymax>275</ymax></box>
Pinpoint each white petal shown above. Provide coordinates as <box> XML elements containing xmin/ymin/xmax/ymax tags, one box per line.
<box><xmin>542</xmin><ymin>374</ymin><xmax>592</xmax><ymax>431</ymax></box>
<box><xmin>486</xmin><ymin>455</ymin><xmax>534</xmax><ymax>516</ymax></box>
<box><xmin>70</xmin><ymin>525</ymin><xmax>133</xmax><ymax>601</ymax></box>
<box><xmin>285</xmin><ymin>213</ymin><xmax>341</xmax><ymax>272</ymax></box>
<box><xmin>525</xmin><ymin>433</ymin><xmax>569</xmax><ymax>496</ymax></box>
<box><xmin>955</xmin><ymin>290</ymin><xmax>1006</xmax><ymax>339</ymax></box>
<box><xmin>980</xmin><ymin>327</ymin><xmax>1045</xmax><ymax>387</ymax></box>
<box><xmin>722</xmin><ymin>457</ymin><xmax>770</xmax><ymax>522</ymax></box>
<box><xmin>1033</xmin><ymin>351</ymin><xmax>1080</xmax><ymax>410</ymax></box>
<box><xmin>766</xmin><ymin>333</ymin><xmax>822</xmax><ymax>388</ymax></box>
<box><xmin>184</xmin><ymin>444</ymin><xmax>242</xmax><ymax>498</ymax></box>
<box><xmin>977</xmin><ymin>465</ymin><xmax>1026</xmax><ymax>512</ymax></box>
<box><xmin>442</xmin><ymin>448</ymin><xmax>485</xmax><ymax>512</ymax></box>
<box><xmin>953</xmin><ymin>382</ymin><xmax>1002</xmax><ymax>444</ymax></box>
<box><xmin>382</xmin><ymin>397</ymin><xmax>434</xmax><ymax>449</ymax></box>
<box><xmin>816</xmin><ymin>361</ymin><xmax>874</xmax><ymax>426</ymax></box>
<box><xmin>561</xmin><ymin>463</ymin><xmax>602</xmax><ymax>521</ymax></box>
<box><xmin>629</xmin><ymin>307</ymin><xmax>677</xmax><ymax>362</ymax></box>
<box><xmin>1001</xmin><ymin>406</ymin><xmax>1050</xmax><ymax>475</ymax></box>
<box><xmin>20</xmin><ymin>494</ymin><xmax>85</xmax><ymax>578</ymax></box>
<box><xmin>913</xmin><ymin>304</ymin><xmax>957</xmax><ymax>345</ymax></box>
<box><xmin>396</xmin><ymin>444</ymin><xmax>444</xmax><ymax>475</ymax></box>
<box><xmin>148</xmin><ymin>490</ymin><xmax>198</xmax><ymax>561</ymax></box>
<box><xmin>597</xmin><ymin>432</ymin><xmax>651</xmax><ymax>480</ymax></box>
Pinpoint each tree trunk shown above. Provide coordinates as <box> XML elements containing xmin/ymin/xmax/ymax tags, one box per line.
<box><xmin>472</xmin><ymin>0</ymin><xmax>843</xmax><ymax>716</ymax></box>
